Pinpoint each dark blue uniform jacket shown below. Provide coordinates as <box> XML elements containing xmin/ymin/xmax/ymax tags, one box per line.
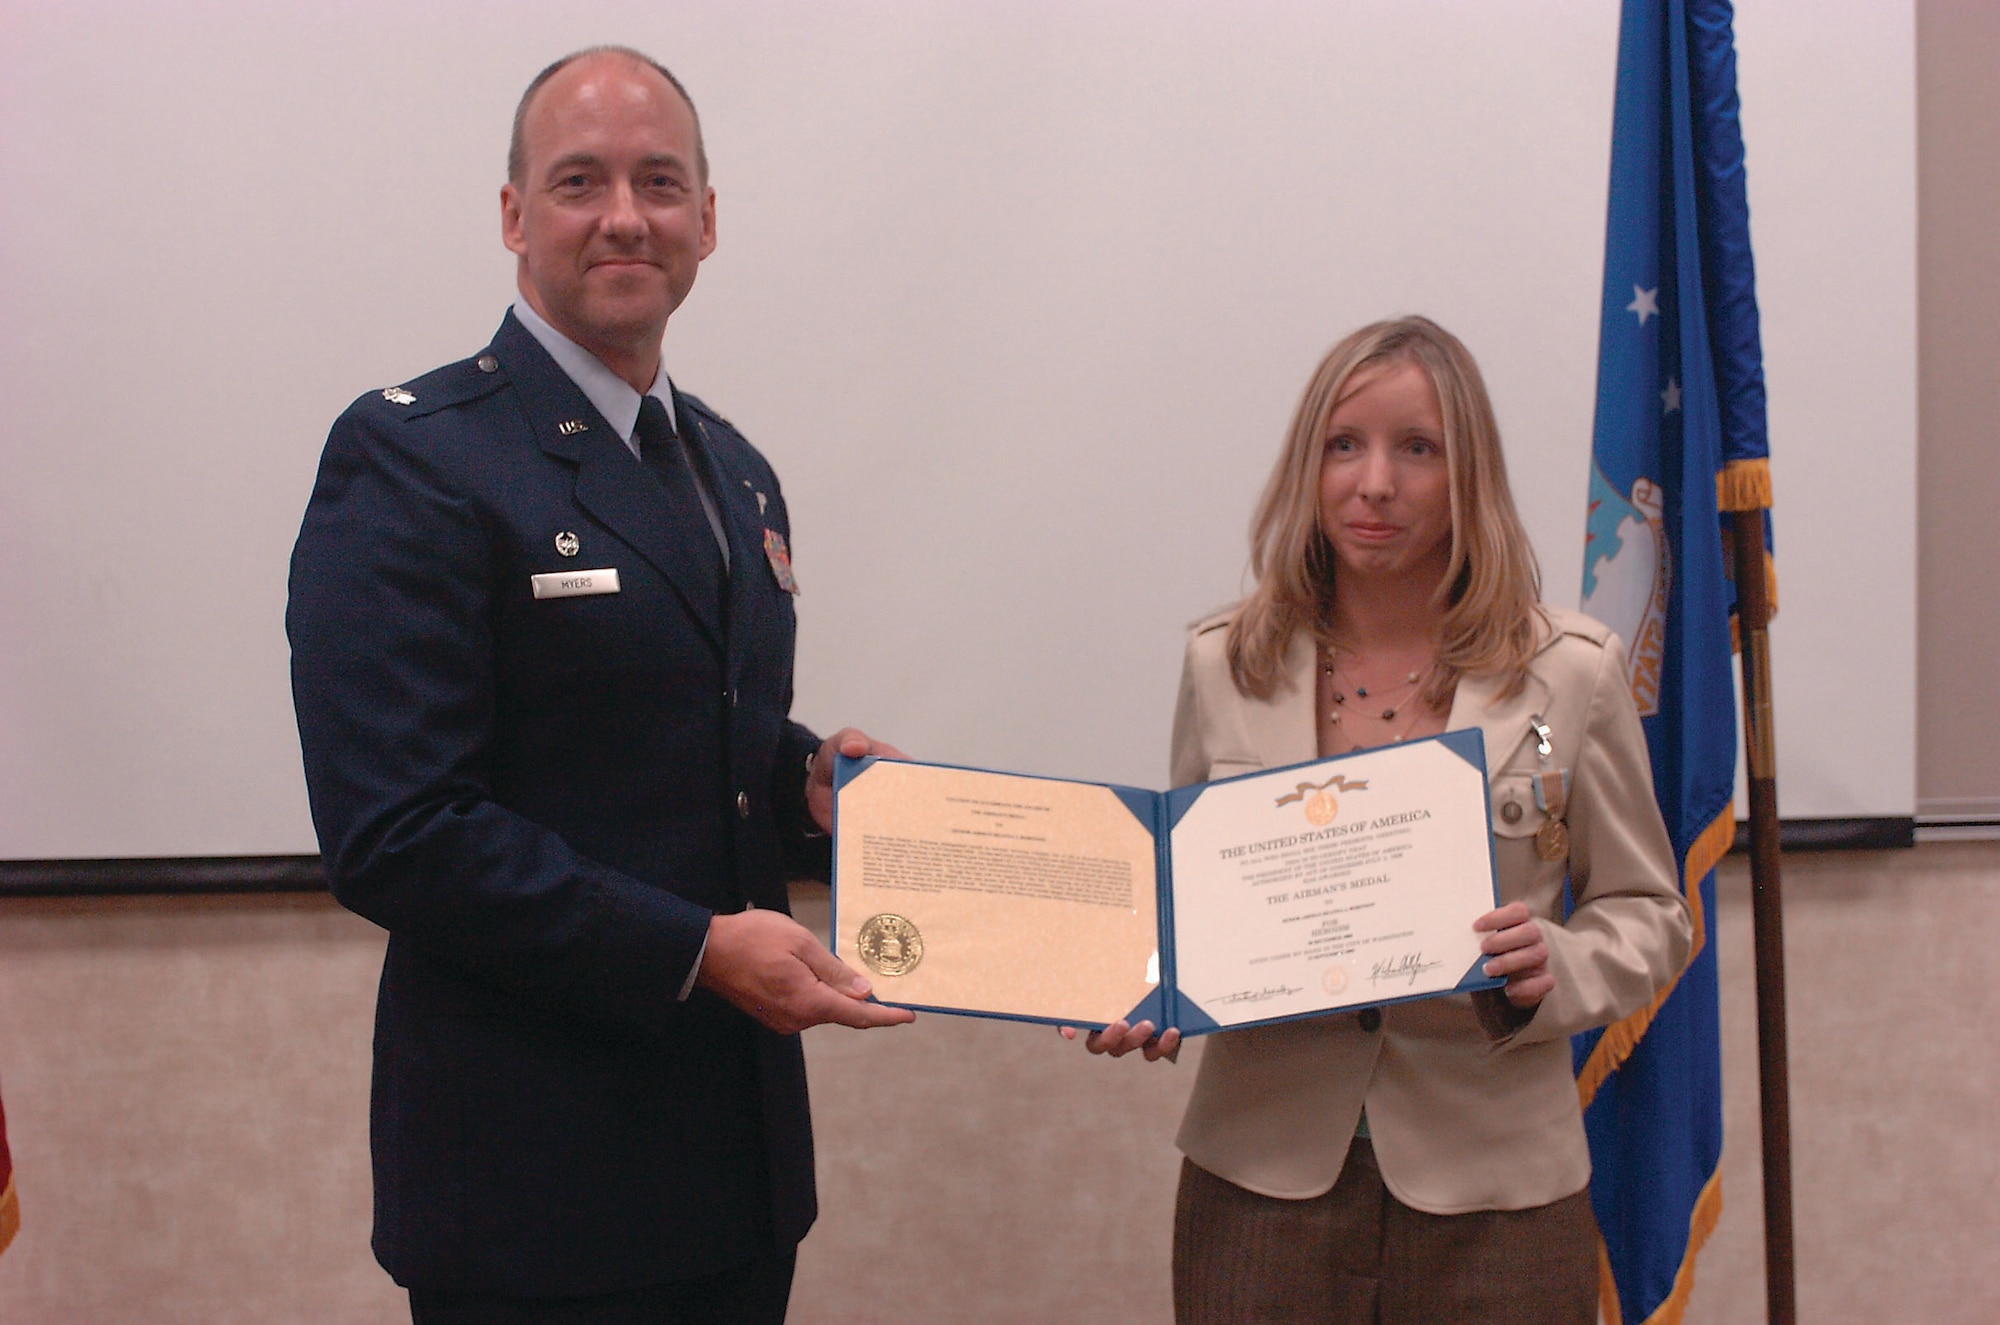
<box><xmin>288</xmin><ymin>312</ymin><xmax>824</xmax><ymax>1295</ymax></box>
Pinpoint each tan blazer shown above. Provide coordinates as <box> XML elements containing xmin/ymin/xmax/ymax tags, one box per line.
<box><xmin>1171</xmin><ymin>605</ymin><xmax>1690</xmax><ymax>1215</ymax></box>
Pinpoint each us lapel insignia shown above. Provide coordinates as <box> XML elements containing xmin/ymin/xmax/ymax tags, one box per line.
<box><xmin>382</xmin><ymin>386</ymin><xmax>416</xmax><ymax>405</ymax></box>
<box><xmin>763</xmin><ymin>528</ymin><xmax>799</xmax><ymax>595</ymax></box>
<box><xmin>556</xmin><ymin>419</ymin><xmax>588</xmax><ymax>436</ymax></box>
<box><xmin>554</xmin><ymin>531</ymin><xmax>580</xmax><ymax>557</ymax></box>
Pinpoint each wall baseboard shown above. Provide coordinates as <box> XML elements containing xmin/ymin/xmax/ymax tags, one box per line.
<box><xmin>1914</xmin><ymin>816</ymin><xmax>2000</xmax><ymax>843</ymax></box>
<box><xmin>0</xmin><ymin>855</ymin><xmax>325</xmax><ymax>897</ymax></box>
<box><xmin>1730</xmin><ymin>816</ymin><xmax>1916</xmax><ymax>852</ymax></box>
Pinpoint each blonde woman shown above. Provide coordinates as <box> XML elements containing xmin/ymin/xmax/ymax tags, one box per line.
<box><xmin>1082</xmin><ymin>317</ymin><xmax>1690</xmax><ymax>1323</ymax></box>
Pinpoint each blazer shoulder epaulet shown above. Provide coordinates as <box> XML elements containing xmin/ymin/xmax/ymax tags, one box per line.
<box><xmin>1537</xmin><ymin>604</ymin><xmax>1614</xmax><ymax>652</ymax></box>
<box><xmin>1187</xmin><ymin>603</ymin><xmax>1242</xmax><ymax>637</ymax></box>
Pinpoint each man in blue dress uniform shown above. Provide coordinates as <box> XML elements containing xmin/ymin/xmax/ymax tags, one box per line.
<box><xmin>287</xmin><ymin>46</ymin><xmax>913</xmax><ymax>1324</ymax></box>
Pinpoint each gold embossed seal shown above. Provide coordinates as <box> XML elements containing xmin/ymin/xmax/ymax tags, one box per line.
<box><xmin>856</xmin><ymin>913</ymin><xmax>924</xmax><ymax>977</ymax></box>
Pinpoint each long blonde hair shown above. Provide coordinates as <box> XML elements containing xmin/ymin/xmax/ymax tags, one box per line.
<box><xmin>1226</xmin><ymin>316</ymin><xmax>1544</xmax><ymax>699</ymax></box>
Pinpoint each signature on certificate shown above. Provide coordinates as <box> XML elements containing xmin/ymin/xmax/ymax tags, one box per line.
<box><xmin>1215</xmin><ymin>983</ymin><xmax>1305</xmax><ymax>1006</ymax></box>
<box><xmin>1368</xmin><ymin>952</ymin><xmax>1444</xmax><ymax>987</ymax></box>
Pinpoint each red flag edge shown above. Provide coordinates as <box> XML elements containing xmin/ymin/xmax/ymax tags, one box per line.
<box><xmin>0</xmin><ymin>1086</ymin><xmax>16</xmax><ymax>1257</ymax></box>
<box><xmin>0</xmin><ymin>1169</ymin><xmax>18</xmax><ymax>1257</ymax></box>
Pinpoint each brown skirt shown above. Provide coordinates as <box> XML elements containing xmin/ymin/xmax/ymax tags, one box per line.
<box><xmin>1172</xmin><ymin>1141</ymin><xmax>1598</xmax><ymax>1325</ymax></box>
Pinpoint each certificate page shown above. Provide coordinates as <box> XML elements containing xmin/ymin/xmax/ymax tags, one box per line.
<box><xmin>1168</xmin><ymin>736</ymin><xmax>1496</xmax><ymax>1031</ymax></box>
<box><xmin>833</xmin><ymin>760</ymin><xmax>1160</xmax><ymax>1026</ymax></box>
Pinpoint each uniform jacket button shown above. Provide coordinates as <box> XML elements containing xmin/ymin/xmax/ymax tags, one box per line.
<box><xmin>1357</xmin><ymin>1007</ymin><xmax>1383</xmax><ymax>1034</ymax></box>
<box><xmin>736</xmin><ymin>791</ymin><xmax>750</xmax><ymax>819</ymax></box>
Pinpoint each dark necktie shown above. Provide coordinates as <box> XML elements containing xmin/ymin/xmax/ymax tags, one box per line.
<box><xmin>634</xmin><ymin>394</ymin><xmax>726</xmax><ymax>613</ymax></box>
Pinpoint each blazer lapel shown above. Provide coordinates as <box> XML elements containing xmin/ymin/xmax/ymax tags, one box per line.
<box><xmin>1245</xmin><ymin>626</ymin><xmax>1322</xmax><ymax>769</ymax></box>
<box><xmin>492</xmin><ymin>315</ymin><xmax>727</xmax><ymax>652</ymax></box>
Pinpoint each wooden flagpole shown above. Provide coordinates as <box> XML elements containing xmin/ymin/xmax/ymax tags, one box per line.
<box><xmin>1730</xmin><ymin>505</ymin><xmax>1795</xmax><ymax>1325</ymax></box>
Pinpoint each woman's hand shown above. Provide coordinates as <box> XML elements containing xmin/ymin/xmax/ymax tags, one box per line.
<box><xmin>1059</xmin><ymin>1019</ymin><xmax>1181</xmax><ymax>1062</ymax></box>
<box><xmin>1473</xmin><ymin>901</ymin><xmax>1554</xmax><ymax>1010</ymax></box>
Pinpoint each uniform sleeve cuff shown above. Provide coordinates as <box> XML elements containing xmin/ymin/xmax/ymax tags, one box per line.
<box><xmin>677</xmin><ymin>930</ymin><xmax>709</xmax><ymax>1002</ymax></box>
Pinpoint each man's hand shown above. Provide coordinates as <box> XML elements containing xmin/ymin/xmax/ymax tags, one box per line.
<box><xmin>1473</xmin><ymin>901</ymin><xmax>1555</xmax><ymax>1009</ymax></box>
<box><xmin>698</xmin><ymin>908</ymin><xmax>916</xmax><ymax>1034</ymax></box>
<box><xmin>806</xmin><ymin>727</ymin><xmax>908</xmax><ymax>834</ymax></box>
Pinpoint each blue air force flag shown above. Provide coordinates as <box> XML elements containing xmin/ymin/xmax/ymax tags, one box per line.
<box><xmin>1575</xmin><ymin>1</ymin><xmax>1773</xmax><ymax>1322</ymax></box>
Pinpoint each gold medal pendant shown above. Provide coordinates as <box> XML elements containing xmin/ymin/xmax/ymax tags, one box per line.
<box><xmin>1536</xmin><ymin>816</ymin><xmax>1569</xmax><ymax>862</ymax></box>
<box><xmin>1527</xmin><ymin>747</ymin><xmax>1571</xmax><ymax>861</ymax></box>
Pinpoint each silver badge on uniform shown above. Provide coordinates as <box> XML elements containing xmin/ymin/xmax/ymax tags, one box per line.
<box><xmin>554</xmin><ymin>532</ymin><xmax>580</xmax><ymax>557</ymax></box>
<box><xmin>382</xmin><ymin>386</ymin><xmax>416</xmax><ymax>405</ymax></box>
<box><xmin>531</xmin><ymin>569</ymin><xmax>620</xmax><ymax>599</ymax></box>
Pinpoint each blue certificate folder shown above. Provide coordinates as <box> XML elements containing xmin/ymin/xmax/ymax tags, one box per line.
<box><xmin>831</xmin><ymin>728</ymin><xmax>1503</xmax><ymax>1037</ymax></box>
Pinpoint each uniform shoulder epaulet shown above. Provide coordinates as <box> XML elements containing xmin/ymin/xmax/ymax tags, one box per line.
<box><xmin>676</xmin><ymin>390</ymin><xmax>775</xmax><ymax>487</ymax></box>
<box><xmin>367</xmin><ymin>348</ymin><xmax>510</xmax><ymax>421</ymax></box>
<box><xmin>676</xmin><ymin>390</ymin><xmax>740</xmax><ymax>438</ymax></box>
<box><xmin>1188</xmin><ymin>603</ymin><xmax>1241</xmax><ymax>636</ymax></box>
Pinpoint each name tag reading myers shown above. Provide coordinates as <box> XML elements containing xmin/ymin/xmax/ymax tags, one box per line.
<box><xmin>831</xmin><ymin>730</ymin><xmax>1502</xmax><ymax>1035</ymax></box>
<box><xmin>530</xmin><ymin>569</ymin><xmax>621</xmax><ymax>600</ymax></box>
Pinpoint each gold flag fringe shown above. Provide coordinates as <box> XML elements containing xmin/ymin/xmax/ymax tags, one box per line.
<box><xmin>1718</xmin><ymin>457</ymin><xmax>1777</xmax><ymax>649</ymax></box>
<box><xmin>1715</xmin><ymin>457</ymin><xmax>1771</xmax><ymax>512</ymax></box>
<box><xmin>1723</xmin><ymin>547</ymin><xmax>1778</xmax><ymax>652</ymax></box>
<box><xmin>1595</xmin><ymin>1167</ymin><xmax>1725</xmax><ymax>1325</ymax></box>
<box><xmin>1577</xmin><ymin>806</ymin><xmax>1732</xmax><ymax>1109</ymax></box>
<box><xmin>1712</xmin><ymin>460</ymin><xmax>1776</xmax><ymax>652</ymax></box>
<box><xmin>1597</xmin><ymin>1235</ymin><xmax>1624</xmax><ymax>1325</ymax></box>
<box><xmin>1718</xmin><ymin>467</ymin><xmax>1779</xmax><ymax>650</ymax></box>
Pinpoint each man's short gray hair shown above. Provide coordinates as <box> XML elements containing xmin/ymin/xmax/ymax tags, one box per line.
<box><xmin>507</xmin><ymin>46</ymin><xmax>707</xmax><ymax>185</ymax></box>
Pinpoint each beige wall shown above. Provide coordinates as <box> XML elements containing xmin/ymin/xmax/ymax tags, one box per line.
<box><xmin>1916</xmin><ymin>0</ymin><xmax>2000</xmax><ymax>818</ymax></box>
<box><xmin>5</xmin><ymin>850</ymin><xmax>2000</xmax><ymax>1324</ymax></box>
<box><xmin>0</xmin><ymin>895</ymin><xmax>391</xmax><ymax>1321</ymax></box>
<box><xmin>0</xmin><ymin>2</ymin><xmax>1924</xmax><ymax>853</ymax></box>
<box><xmin>3</xmin><ymin>2</ymin><xmax>1996</xmax><ymax>1318</ymax></box>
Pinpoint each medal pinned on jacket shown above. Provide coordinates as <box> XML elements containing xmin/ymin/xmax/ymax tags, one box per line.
<box><xmin>763</xmin><ymin>528</ymin><xmax>799</xmax><ymax>595</ymax></box>
<box><xmin>1528</xmin><ymin>715</ymin><xmax>1571</xmax><ymax>862</ymax></box>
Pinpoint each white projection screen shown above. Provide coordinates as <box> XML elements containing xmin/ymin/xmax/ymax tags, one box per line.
<box><xmin>0</xmin><ymin>1</ymin><xmax>1914</xmax><ymax>865</ymax></box>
